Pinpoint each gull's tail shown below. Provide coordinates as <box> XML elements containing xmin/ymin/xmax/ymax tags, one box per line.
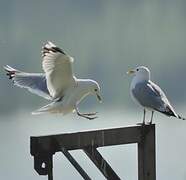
<box><xmin>32</xmin><ymin>102</ymin><xmax>56</xmax><ymax>115</ymax></box>
<box><xmin>32</xmin><ymin>101</ymin><xmax>66</xmax><ymax>115</ymax></box>
<box><xmin>161</xmin><ymin>111</ymin><xmax>185</xmax><ymax>120</ymax></box>
<box><xmin>157</xmin><ymin>106</ymin><xmax>186</xmax><ymax>120</ymax></box>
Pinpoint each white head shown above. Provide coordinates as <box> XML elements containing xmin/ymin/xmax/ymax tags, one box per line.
<box><xmin>90</xmin><ymin>80</ymin><xmax>102</xmax><ymax>102</ymax></box>
<box><xmin>127</xmin><ymin>66</ymin><xmax>150</xmax><ymax>81</ymax></box>
<box><xmin>83</xmin><ymin>80</ymin><xmax>102</xmax><ymax>103</ymax></box>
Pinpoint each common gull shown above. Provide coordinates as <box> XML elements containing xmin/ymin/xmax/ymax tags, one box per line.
<box><xmin>4</xmin><ymin>41</ymin><xmax>102</xmax><ymax>120</ymax></box>
<box><xmin>127</xmin><ymin>66</ymin><xmax>185</xmax><ymax>124</ymax></box>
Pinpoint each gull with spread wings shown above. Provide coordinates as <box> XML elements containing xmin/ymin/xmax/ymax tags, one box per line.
<box><xmin>4</xmin><ymin>42</ymin><xmax>102</xmax><ymax>120</ymax></box>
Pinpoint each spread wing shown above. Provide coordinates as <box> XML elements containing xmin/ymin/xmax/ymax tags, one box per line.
<box><xmin>132</xmin><ymin>80</ymin><xmax>178</xmax><ymax>117</ymax></box>
<box><xmin>4</xmin><ymin>65</ymin><xmax>51</xmax><ymax>100</ymax></box>
<box><xmin>42</xmin><ymin>41</ymin><xmax>75</xmax><ymax>99</ymax></box>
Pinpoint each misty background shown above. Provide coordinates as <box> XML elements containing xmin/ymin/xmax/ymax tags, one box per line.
<box><xmin>1</xmin><ymin>0</ymin><xmax>186</xmax><ymax>179</ymax></box>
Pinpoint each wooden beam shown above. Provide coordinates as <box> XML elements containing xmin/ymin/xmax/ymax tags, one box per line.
<box><xmin>60</xmin><ymin>147</ymin><xmax>91</xmax><ymax>180</ymax></box>
<box><xmin>30</xmin><ymin>126</ymin><xmax>142</xmax><ymax>154</ymax></box>
<box><xmin>83</xmin><ymin>146</ymin><xmax>121</xmax><ymax>180</ymax></box>
<box><xmin>138</xmin><ymin>125</ymin><xmax>156</xmax><ymax>180</ymax></box>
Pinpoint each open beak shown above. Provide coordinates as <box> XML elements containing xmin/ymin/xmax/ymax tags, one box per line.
<box><xmin>96</xmin><ymin>93</ymin><xmax>102</xmax><ymax>103</ymax></box>
<box><xmin>127</xmin><ymin>69</ymin><xmax>135</xmax><ymax>75</ymax></box>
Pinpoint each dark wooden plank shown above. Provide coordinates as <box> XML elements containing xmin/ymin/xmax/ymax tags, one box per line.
<box><xmin>83</xmin><ymin>147</ymin><xmax>121</xmax><ymax>180</ymax></box>
<box><xmin>60</xmin><ymin>148</ymin><xmax>91</xmax><ymax>180</ymax></box>
<box><xmin>138</xmin><ymin>124</ymin><xmax>156</xmax><ymax>180</ymax></box>
<box><xmin>31</xmin><ymin>126</ymin><xmax>142</xmax><ymax>154</ymax></box>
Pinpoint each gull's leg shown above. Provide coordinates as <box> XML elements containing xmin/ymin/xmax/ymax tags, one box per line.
<box><xmin>77</xmin><ymin>111</ymin><xmax>98</xmax><ymax>120</ymax></box>
<box><xmin>137</xmin><ymin>109</ymin><xmax>146</xmax><ymax>125</ymax></box>
<box><xmin>81</xmin><ymin>112</ymin><xmax>98</xmax><ymax>116</ymax></box>
<box><xmin>147</xmin><ymin>111</ymin><xmax>154</xmax><ymax>125</ymax></box>
<box><xmin>143</xmin><ymin>109</ymin><xmax>146</xmax><ymax>124</ymax></box>
<box><xmin>75</xmin><ymin>107</ymin><xmax>98</xmax><ymax>120</ymax></box>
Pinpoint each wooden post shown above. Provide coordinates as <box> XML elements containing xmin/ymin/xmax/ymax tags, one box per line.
<box><xmin>138</xmin><ymin>125</ymin><xmax>156</xmax><ymax>180</ymax></box>
<box><xmin>48</xmin><ymin>157</ymin><xmax>53</xmax><ymax>180</ymax></box>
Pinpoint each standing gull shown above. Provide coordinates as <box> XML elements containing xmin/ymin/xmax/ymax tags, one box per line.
<box><xmin>127</xmin><ymin>66</ymin><xmax>185</xmax><ymax>124</ymax></box>
<box><xmin>4</xmin><ymin>41</ymin><xmax>102</xmax><ymax>120</ymax></box>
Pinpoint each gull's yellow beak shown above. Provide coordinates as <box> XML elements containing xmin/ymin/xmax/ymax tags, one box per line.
<box><xmin>96</xmin><ymin>93</ymin><xmax>102</xmax><ymax>103</ymax></box>
<box><xmin>127</xmin><ymin>69</ymin><xmax>135</xmax><ymax>75</ymax></box>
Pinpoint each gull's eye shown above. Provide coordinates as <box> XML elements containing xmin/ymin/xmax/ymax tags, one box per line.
<box><xmin>136</xmin><ymin>68</ymin><xmax>139</xmax><ymax>71</ymax></box>
<box><xmin>95</xmin><ymin>89</ymin><xmax>98</xmax><ymax>92</ymax></box>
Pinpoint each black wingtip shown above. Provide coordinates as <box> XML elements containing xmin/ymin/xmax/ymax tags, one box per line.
<box><xmin>178</xmin><ymin>115</ymin><xmax>186</xmax><ymax>120</ymax></box>
<box><xmin>3</xmin><ymin>65</ymin><xmax>16</xmax><ymax>79</ymax></box>
<box><xmin>42</xmin><ymin>42</ymin><xmax>66</xmax><ymax>56</ymax></box>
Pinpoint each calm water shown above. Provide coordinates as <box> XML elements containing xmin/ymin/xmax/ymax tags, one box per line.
<box><xmin>1</xmin><ymin>1</ymin><xmax>186</xmax><ymax>179</ymax></box>
<box><xmin>0</xmin><ymin>108</ymin><xmax>186</xmax><ymax>180</ymax></box>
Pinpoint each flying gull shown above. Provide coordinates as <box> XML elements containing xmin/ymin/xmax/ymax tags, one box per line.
<box><xmin>4</xmin><ymin>41</ymin><xmax>102</xmax><ymax>120</ymax></box>
<box><xmin>127</xmin><ymin>66</ymin><xmax>185</xmax><ymax>124</ymax></box>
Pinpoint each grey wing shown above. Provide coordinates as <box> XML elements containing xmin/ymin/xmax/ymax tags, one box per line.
<box><xmin>4</xmin><ymin>65</ymin><xmax>51</xmax><ymax>100</ymax></box>
<box><xmin>149</xmin><ymin>81</ymin><xmax>178</xmax><ymax>116</ymax></box>
<box><xmin>132</xmin><ymin>81</ymin><xmax>168</xmax><ymax>112</ymax></box>
<box><xmin>132</xmin><ymin>81</ymin><xmax>178</xmax><ymax>117</ymax></box>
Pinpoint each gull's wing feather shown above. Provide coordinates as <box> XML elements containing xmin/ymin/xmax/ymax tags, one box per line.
<box><xmin>4</xmin><ymin>65</ymin><xmax>51</xmax><ymax>100</ymax></box>
<box><xmin>42</xmin><ymin>41</ymin><xmax>75</xmax><ymax>99</ymax></box>
<box><xmin>32</xmin><ymin>100</ymin><xmax>69</xmax><ymax>115</ymax></box>
<box><xmin>132</xmin><ymin>80</ymin><xmax>178</xmax><ymax>117</ymax></box>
